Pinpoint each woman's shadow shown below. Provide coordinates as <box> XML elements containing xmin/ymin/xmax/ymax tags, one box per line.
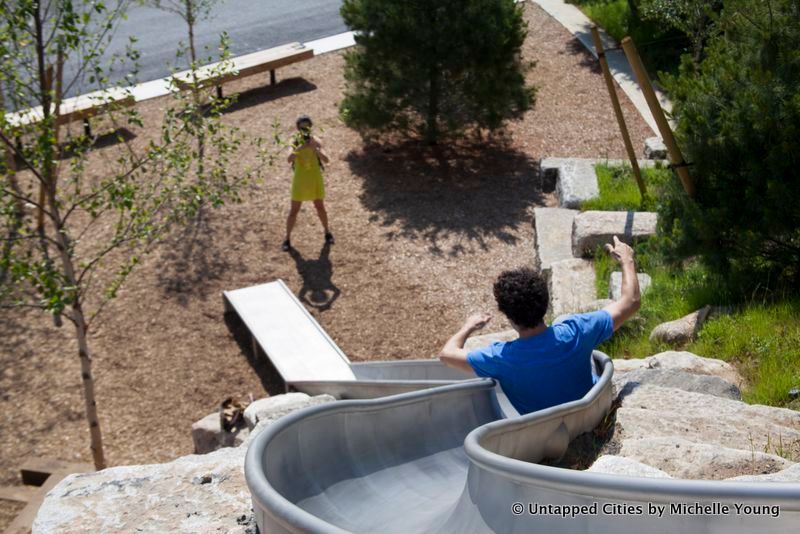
<box><xmin>289</xmin><ymin>242</ymin><xmax>340</xmax><ymax>313</ymax></box>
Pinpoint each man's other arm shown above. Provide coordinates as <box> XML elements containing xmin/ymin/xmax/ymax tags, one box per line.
<box><xmin>603</xmin><ymin>236</ymin><xmax>641</xmax><ymax>331</ymax></box>
<box><xmin>438</xmin><ymin>313</ymin><xmax>492</xmax><ymax>373</ymax></box>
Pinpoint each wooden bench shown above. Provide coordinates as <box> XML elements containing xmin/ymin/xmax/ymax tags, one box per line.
<box><xmin>171</xmin><ymin>42</ymin><xmax>314</xmax><ymax>99</ymax></box>
<box><xmin>5</xmin><ymin>86</ymin><xmax>135</xmax><ymax>139</ymax></box>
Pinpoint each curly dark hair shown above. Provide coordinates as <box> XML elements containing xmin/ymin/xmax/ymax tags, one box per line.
<box><xmin>493</xmin><ymin>267</ymin><xmax>549</xmax><ymax>328</ymax></box>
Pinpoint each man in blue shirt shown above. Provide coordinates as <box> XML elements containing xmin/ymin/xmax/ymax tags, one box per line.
<box><xmin>439</xmin><ymin>236</ymin><xmax>641</xmax><ymax>414</ymax></box>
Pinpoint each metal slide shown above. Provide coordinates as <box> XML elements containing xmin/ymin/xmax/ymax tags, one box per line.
<box><xmin>245</xmin><ymin>352</ymin><xmax>800</xmax><ymax>533</ymax></box>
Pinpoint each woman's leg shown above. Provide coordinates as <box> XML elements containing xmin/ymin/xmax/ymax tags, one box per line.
<box><xmin>285</xmin><ymin>200</ymin><xmax>302</xmax><ymax>241</ymax></box>
<box><xmin>313</xmin><ymin>199</ymin><xmax>330</xmax><ymax>233</ymax></box>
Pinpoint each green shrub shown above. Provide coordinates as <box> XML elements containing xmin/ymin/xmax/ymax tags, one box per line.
<box><xmin>663</xmin><ymin>0</ymin><xmax>800</xmax><ymax>287</ymax></box>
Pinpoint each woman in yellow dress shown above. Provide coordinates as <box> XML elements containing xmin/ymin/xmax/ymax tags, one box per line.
<box><xmin>283</xmin><ymin>115</ymin><xmax>333</xmax><ymax>251</ymax></box>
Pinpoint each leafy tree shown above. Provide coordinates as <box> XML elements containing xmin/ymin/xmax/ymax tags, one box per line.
<box><xmin>639</xmin><ymin>0</ymin><xmax>721</xmax><ymax>63</ymax></box>
<box><xmin>0</xmin><ymin>0</ymin><xmax>262</xmax><ymax>468</ymax></box>
<box><xmin>659</xmin><ymin>0</ymin><xmax>800</xmax><ymax>284</ymax></box>
<box><xmin>339</xmin><ymin>0</ymin><xmax>535</xmax><ymax>144</ymax></box>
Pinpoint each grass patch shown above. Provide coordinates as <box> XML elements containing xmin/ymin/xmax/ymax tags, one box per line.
<box><xmin>581</xmin><ymin>163</ymin><xmax>672</xmax><ymax>212</ymax></box>
<box><xmin>567</xmin><ymin>0</ymin><xmax>687</xmax><ymax>77</ymax></box>
<box><xmin>690</xmin><ymin>301</ymin><xmax>800</xmax><ymax>408</ymax></box>
<box><xmin>594</xmin><ymin>240</ymin><xmax>800</xmax><ymax>410</ymax></box>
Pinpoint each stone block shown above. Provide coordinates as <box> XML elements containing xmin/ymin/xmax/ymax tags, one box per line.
<box><xmin>547</xmin><ymin>258</ymin><xmax>597</xmax><ymax>317</ymax></box>
<box><xmin>644</xmin><ymin>137</ymin><xmax>668</xmax><ymax>160</ymax></box>
<box><xmin>612</xmin><ymin>351</ymin><xmax>743</xmax><ymax>386</ymax></box>
<box><xmin>571</xmin><ymin>210</ymin><xmax>658</xmax><ymax>257</ymax></box>
<box><xmin>613</xmin><ymin>368</ymin><xmax>741</xmax><ymax>400</ymax></box>
<box><xmin>609</xmin><ymin>271</ymin><xmax>652</xmax><ymax>301</ymax></box>
<box><xmin>533</xmin><ymin>207</ymin><xmax>578</xmax><ymax>272</ymax></box>
<box><xmin>549</xmin><ymin>158</ymin><xmax>600</xmax><ymax>208</ymax></box>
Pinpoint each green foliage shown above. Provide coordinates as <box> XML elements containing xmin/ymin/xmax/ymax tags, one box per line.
<box><xmin>639</xmin><ymin>0</ymin><xmax>721</xmax><ymax>62</ymax></box>
<box><xmin>569</xmin><ymin>0</ymin><xmax>690</xmax><ymax>76</ymax></box>
<box><xmin>594</xmin><ymin>238</ymin><xmax>799</xmax><ymax>410</ymax></box>
<box><xmin>339</xmin><ymin>0</ymin><xmax>535</xmax><ymax>143</ymax></box>
<box><xmin>581</xmin><ymin>0</ymin><xmax>631</xmax><ymax>40</ymax></box>
<box><xmin>594</xmin><ymin>242</ymin><xmax>732</xmax><ymax>359</ymax></box>
<box><xmin>662</xmin><ymin>0</ymin><xmax>800</xmax><ymax>285</ymax></box>
<box><xmin>581</xmin><ymin>162</ymin><xmax>672</xmax><ymax>211</ymax></box>
<box><xmin>691</xmin><ymin>300</ymin><xmax>800</xmax><ymax>407</ymax></box>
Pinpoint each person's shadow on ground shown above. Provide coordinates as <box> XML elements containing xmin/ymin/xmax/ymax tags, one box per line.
<box><xmin>289</xmin><ymin>242</ymin><xmax>340</xmax><ymax>313</ymax></box>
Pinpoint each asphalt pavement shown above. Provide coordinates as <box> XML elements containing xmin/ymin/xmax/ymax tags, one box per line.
<box><xmin>64</xmin><ymin>0</ymin><xmax>346</xmax><ymax>97</ymax></box>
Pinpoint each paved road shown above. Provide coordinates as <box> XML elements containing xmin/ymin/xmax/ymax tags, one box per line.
<box><xmin>64</xmin><ymin>0</ymin><xmax>346</xmax><ymax>97</ymax></box>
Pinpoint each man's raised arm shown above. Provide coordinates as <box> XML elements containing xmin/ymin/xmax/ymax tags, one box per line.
<box><xmin>438</xmin><ymin>313</ymin><xmax>492</xmax><ymax>373</ymax></box>
<box><xmin>603</xmin><ymin>236</ymin><xmax>641</xmax><ymax>331</ymax></box>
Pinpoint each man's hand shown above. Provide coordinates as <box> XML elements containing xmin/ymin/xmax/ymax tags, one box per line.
<box><xmin>605</xmin><ymin>235</ymin><xmax>634</xmax><ymax>264</ymax></box>
<box><xmin>464</xmin><ymin>313</ymin><xmax>492</xmax><ymax>334</ymax></box>
<box><xmin>603</xmin><ymin>235</ymin><xmax>641</xmax><ymax>331</ymax></box>
<box><xmin>439</xmin><ymin>313</ymin><xmax>491</xmax><ymax>374</ymax></box>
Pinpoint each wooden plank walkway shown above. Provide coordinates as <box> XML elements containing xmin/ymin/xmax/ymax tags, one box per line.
<box><xmin>223</xmin><ymin>280</ymin><xmax>355</xmax><ymax>384</ymax></box>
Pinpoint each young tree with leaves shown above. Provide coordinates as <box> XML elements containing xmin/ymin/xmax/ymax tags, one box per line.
<box><xmin>0</xmin><ymin>0</ymin><xmax>262</xmax><ymax>469</ymax></box>
<box><xmin>339</xmin><ymin>0</ymin><xmax>535</xmax><ymax>144</ymax></box>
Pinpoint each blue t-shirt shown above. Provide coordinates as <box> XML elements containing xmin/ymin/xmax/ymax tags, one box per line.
<box><xmin>466</xmin><ymin>311</ymin><xmax>613</xmax><ymax>415</ymax></box>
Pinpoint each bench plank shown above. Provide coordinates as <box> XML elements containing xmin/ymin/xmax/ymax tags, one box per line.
<box><xmin>172</xmin><ymin>43</ymin><xmax>313</xmax><ymax>90</ymax></box>
<box><xmin>6</xmin><ymin>87</ymin><xmax>135</xmax><ymax>130</ymax></box>
<box><xmin>223</xmin><ymin>280</ymin><xmax>355</xmax><ymax>384</ymax></box>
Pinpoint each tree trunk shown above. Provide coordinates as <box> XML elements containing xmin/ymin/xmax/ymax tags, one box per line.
<box><xmin>46</xmin><ymin>175</ymin><xmax>107</xmax><ymax>469</ymax></box>
<box><xmin>73</xmin><ymin>303</ymin><xmax>107</xmax><ymax>470</ymax></box>
<box><xmin>424</xmin><ymin>5</ymin><xmax>440</xmax><ymax>145</ymax></box>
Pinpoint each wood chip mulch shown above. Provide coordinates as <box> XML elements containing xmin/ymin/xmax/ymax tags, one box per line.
<box><xmin>0</xmin><ymin>3</ymin><xmax>653</xmax><ymax>526</ymax></box>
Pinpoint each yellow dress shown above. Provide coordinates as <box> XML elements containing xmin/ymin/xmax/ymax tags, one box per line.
<box><xmin>291</xmin><ymin>145</ymin><xmax>325</xmax><ymax>201</ymax></box>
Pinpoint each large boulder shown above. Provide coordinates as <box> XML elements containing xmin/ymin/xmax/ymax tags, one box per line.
<box><xmin>613</xmin><ymin>368</ymin><xmax>741</xmax><ymax>400</ymax></box>
<box><xmin>587</xmin><ymin>455</ymin><xmax>672</xmax><ymax>479</ymax></box>
<box><xmin>649</xmin><ymin>306</ymin><xmax>711</xmax><ymax>346</ymax></box>
<box><xmin>617</xmin><ymin>437</ymin><xmax>792</xmax><ymax>480</ymax></box>
<box><xmin>533</xmin><ymin>207</ymin><xmax>578</xmax><ymax>272</ymax></box>
<box><xmin>612</xmin><ymin>351</ymin><xmax>743</xmax><ymax>387</ymax></box>
<box><xmin>612</xmin><ymin>384</ymin><xmax>800</xmax><ymax>479</ymax></box>
<box><xmin>547</xmin><ymin>259</ymin><xmax>597</xmax><ymax>317</ymax></box>
<box><xmin>571</xmin><ymin>211</ymin><xmax>658</xmax><ymax>257</ymax></box>
<box><xmin>34</xmin><ymin>393</ymin><xmax>336</xmax><ymax>533</ymax></box>
<box><xmin>33</xmin><ymin>447</ymin><xmax>253</xmax><ymax>534</ymax></box>
<box><xmin>243</xmin><ymin>392</ymin><xmax>334</xmax><ymax>430</ymax></box>
<box><xmin>727</xmin><ymin>463</ymin><xmax>800</xmax><ymax>482</ymax></box>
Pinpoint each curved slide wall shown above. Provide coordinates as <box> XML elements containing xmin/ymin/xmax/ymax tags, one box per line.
<box><xmin>245</xmin><ymin>353</ymin><xmax>800</xmax><ymax>533</ymax></box>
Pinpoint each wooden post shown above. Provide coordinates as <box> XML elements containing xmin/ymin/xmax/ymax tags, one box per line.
<box><xmin>621</xmin><ymin>36</ymin><xmax>695</xmax><ymax>197</ymax></box>
<box><xmin>591</xmin><ymin>26</ymin><xmax>646</xmax><ymax>200</ymax></box>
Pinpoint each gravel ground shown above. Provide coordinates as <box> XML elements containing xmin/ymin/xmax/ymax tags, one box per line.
<box><xmin>0</xmin><ymin>3</ymin><xmax>652</xmax><ymax>527</ymax></box>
